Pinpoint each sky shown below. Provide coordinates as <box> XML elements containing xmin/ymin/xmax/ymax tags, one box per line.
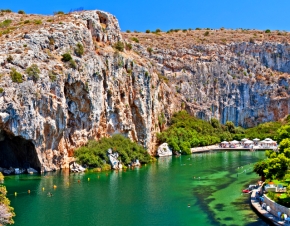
<box><xmin>1</xmin><ymin>0</ymin><xmax>289</xmax><ymax>32</ymax></box>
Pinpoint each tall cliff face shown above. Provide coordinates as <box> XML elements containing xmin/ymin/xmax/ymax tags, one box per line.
<box><xmin>0</xmin><ymin>10</ymin><xmax>177</xmax><ymax>171</ymax></box>
<box><xmin>0</xmin><ymin>10</ymin><xmax>289</xmax><ymax>171</ymax></box>
<box><xmin>125</xmin><ymin>33</ymin><xmax>290</xmax><ymax>127</ymax></box>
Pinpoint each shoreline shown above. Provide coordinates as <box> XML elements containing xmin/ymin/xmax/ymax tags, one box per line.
<box><xmin>190</xmin><ymin>145</ymin><xmax>276</xmax><ymax>154</ymax></box>
<box><xmin>250</xmin><ymin>188</ymin><xmax>284</xmax><ymax>225</ymax></box>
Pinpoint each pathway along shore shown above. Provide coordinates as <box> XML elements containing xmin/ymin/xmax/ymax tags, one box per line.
<box><xmin>190</xmin><ymin>145</ymin><xmax>277</xmax><ymax>154</ymax></box>
<box><xmin>250</xmin><ymin>189</ymin><xmax>284</xmax><ymax>225</ymax></box>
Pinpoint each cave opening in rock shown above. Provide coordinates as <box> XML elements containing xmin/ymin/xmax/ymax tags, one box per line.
<box><xmin>0</xmin><ymin>129</ymin><xmax>41</xmax><ymax>170</ymax></box>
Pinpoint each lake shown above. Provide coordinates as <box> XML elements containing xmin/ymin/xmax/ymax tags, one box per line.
<box><xmin>4</xmin><ymin>151</ymin><xmax>268</xmax><ymax>226</ymax></box>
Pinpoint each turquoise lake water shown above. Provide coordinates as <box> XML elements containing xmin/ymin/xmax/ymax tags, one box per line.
<box><xmin>4</xmin><ymin>151</ymin><xmax>268</xmax><ymax>226</ymax></box>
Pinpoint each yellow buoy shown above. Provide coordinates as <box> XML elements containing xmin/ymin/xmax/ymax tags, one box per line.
<box><xmin>97</xmin><ymin>176</ymin><xmax>99</xmax><ymax>179</ymax></box>
<box><xmin>88</xmin><ymin>178</ymin><xmax>90</xmax><ymax>181</ymax></box>
<box><xmin>14</xmin><ymin>192</ymin><xmax>17</xmax><ymax>196</ymax></box>
<box><xmin>67</xmin><ymin>182</ymin><xmax>69</xmax><ymax>186</ymax></box>
<box><xmin>53</xmin><ymin>185</ymin><xmax>57</xmax><ymax>189</ymax></box>
<box><xmin>28</xmin><ymin>190</ymin><xmax>30</xmax><ymax>194</ymax></box>
<box><xmin>42</xmin><ymin>187</ymin><xmax>45</xmax><ymax>191</ymax></box>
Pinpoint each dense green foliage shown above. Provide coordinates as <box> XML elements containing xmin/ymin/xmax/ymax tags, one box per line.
<box><xmin>61</xmin><ymin>53</ymin><xmax>72</xmax><ymax>62</ymax></box>
<box><xmin>74</xmin><ymin>134</ymin><xmax>151</xmax><ymax>168</ymax></box>
<box><xmin>18</xmin><ymin>10</ymin><xmax>25</xmax><ymax>14</ymax></box>
<box><xmin>10</xmin><ymin>68</ymin><xmax>23</xmax><ymax>83</ymax></box>
<box><xmin>241</xmin><ymin>121</ymin><xmax>282</xmax><ymax>140</ymax></box>
<box><xmin>158</xmin><ymin>111</ymin><xmax>287</xmax><ymax>155</ymax></box>
<box><xmin>26</xmin><ymin>64</ymin><xmax>40</xmax><ymax>82</ymax></box>
<box><xmin>0</xmin><ymin>173</ymin><xmax>15</xmax><ymax>225</ymax></box>
<box><xmin>253</xmin><ymin>118</ymin><xmax>290</xmax><ymax>207</ymax></box>
<box><xmin>157</xmin><ymin>111</ymin><xmax>233</xmax><ymax>154</ymax></box>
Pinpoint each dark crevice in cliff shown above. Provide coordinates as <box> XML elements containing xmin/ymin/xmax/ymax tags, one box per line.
<box><xmin>0</xmin><ymin>130</ymin><xmax>41</xmax><ymax>170</ymax></box>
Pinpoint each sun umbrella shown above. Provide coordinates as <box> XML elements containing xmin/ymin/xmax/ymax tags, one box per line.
<box><xmin>253</xmin><ymin>138</ymin><xmax>260</xmax><ymax>141</ymax></box>
<box><xmin>244</xmin><ymin>140</ymin><xmax>254</xmax><ymax>144</ymax></box>
<box><xmin>230</xmin><ymin>140</ymin><xmax>239</xmax><ymax>144</ymax></box>
<box><xmin>221</xmin><ymin>141</ymin><xmax>229</xmax><ymax>144</ymax></box>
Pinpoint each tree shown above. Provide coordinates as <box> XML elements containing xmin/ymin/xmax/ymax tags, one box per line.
<box><xmin>263</xmin><ymin>154</ymin><xmax>290</xmax><ymax>180</ymax></box>
<box><xmin>253</xmin><ymin>160</ymin><xmax>267</xmax><ymax>180</ymax></box>
<box><xmin>225</xmin><ymin>121</ymin><xmax>235</xmax><ymax>133</ymax></box>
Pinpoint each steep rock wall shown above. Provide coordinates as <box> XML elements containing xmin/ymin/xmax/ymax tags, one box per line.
<box><xmin>131</xmin><ymin>41</ymin><xmax>290</xmax><ymax>127</ymax></box>
<box><xmin>0</xmin><ymin>10</ymin><xmax>290</xmax><ymax>171</ymax></box>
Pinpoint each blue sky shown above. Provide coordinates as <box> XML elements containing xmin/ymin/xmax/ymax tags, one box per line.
<box><xmin>2</xmin><ymin>0</ymin><xmax>289</xmax><ymax>32</ymax></box>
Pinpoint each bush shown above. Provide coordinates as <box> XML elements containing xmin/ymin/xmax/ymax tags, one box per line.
<box><xmin>265</xmin><ymin>29</ymin><xmax>271</xmax><ymax>33</ymax></box>
<box><xmin>74</xmin><ymin>134</ymin><xmax>151</xmax><ymax>167</ymax></box>
<box><xmin>34</xmin><ymin>20</ymin><xmax>42</xmax><ymax>25</ymax></box>
<box><xmin>26</xmin><ymin>64</ymin><xmax>40</xmax><ymax>82</ymax></box>
<box><xmin>0</xmin><ymin>19</ymin><xmax>12</xmax><ymax>28</ymax></box>
<box><xmin>69</xmin><ymin>59</ymin><xmax>77</xmax><ymax>69</ymax></box>
<box><xmin>54</xmin><ymin>11</ymin><xmax>64</xmax><ymax>15</ymax></box>
<box><xmin>24</xmin><ymin>20</ymin><xmax>30</xmax><ymax>24</ymax></box>
<box><xmin>155</xmin><ymin>28</ymin><xmax>161</xmax><ymax>33</ymax></box>
<box><xmin>18</xmin><ymin>10</ymin><xmax>25</xmax><ymax>14</ymax></box>
<box><xmin>145</xmin><ymin>30</ymin><xmax>150</xmax><ymax>33</ymax></box>
<box><xmin>10</xmin><ymin>68</ymin><xmax>23</xmax><ymax>83</ymax></box>
<box><xmin>114</xmin><ymin>41</ymin><xmax>124</xmax><ymax>52</ymax></box>
<box><xmin>147</xmin><ymin>47</ymin><xmax>153</xmax><ymax>54</ymax></box>
<box><xmin>131</xmin><ymin>37</ymin><xmax>139</xmax><ymax>43</ymax></box>
<box><xmin>204</xmin><ymin>31</ymin><xmax>209</xmax><ymax>36</ymax></box>
<box><xmin>0</xmin><ymin>9</ymin><xmax>12</xmax><ymax>13</ymax></box>
<box><xmin>48</xmin><ymin>71</ymin><xmax>57</xmax><ymax>82</ymax></box>
<box><xmin>126</xmin><ymin>30</ymin><xmax>130</xmax><ymax>33</ymax></box>
<box><xmin>75</xmin><ymin>43</ymin><xmax>84</xmax><ymax>57</ymax></box>
<box><xmin>61</xmin><ymin>53</ymin><xmax>72</xmax><ymax>62</ymax></box>
<box><xmin>0</xmin><ymin>88</ymin><xmax>3</xmax><ymax>93</ymax></box>
<box><xmin>125</xmin><ymin>43</ymin><xmax>132</xmax><ymax>51</ymax></box>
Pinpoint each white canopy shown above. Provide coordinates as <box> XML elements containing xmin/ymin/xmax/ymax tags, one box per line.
<box><xmin>264</xmin><ymin>138</ymin><xmax>273</xmax><ymax>142</ymax></box>
<box><xmin>230</xmin><ymin>140</ymin><xmax>239</xmax><ymax>144</ymax></box>
<box><xmin>221</xmin><ymin>141</ymin><xmax>229</xmax><ymax>144</ymax></box>
<box><xmin>241</xmin><ymin>138</ymin><xmax>248</xmax><ymax>142</ymax></box>
<box><xmin>253</xmin><ymin>138</ymin><xmax>260</xmax><ymax>141</ymax></box>
<box><xmin>244</xmin><ymin>140</ymin><xmax>254</xmax><ymax>144</ymax></box>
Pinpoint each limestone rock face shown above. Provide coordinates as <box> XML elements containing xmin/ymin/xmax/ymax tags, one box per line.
<box><xmin>157</xmin><ymin>143</ymin><xmax>172</xmax><ymax>157</ymax></box>
<box><xmin>0</xmin><ymin>10</ymin><xmax>290</xmax><ymax>171</ymax></box>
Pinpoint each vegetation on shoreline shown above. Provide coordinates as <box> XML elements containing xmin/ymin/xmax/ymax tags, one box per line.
<box><xmin>253</xmin><ymin>119</ymin><xmax>290</xmax><ymax>207</ymax></box>
<box><xmin>157</xmin><ymin>111</ymin><xmax>284</xmax><ymax>154</ymax></box>
<box><xmin>0</xmin><ymin>172</ymin><xmax>15</xmax><ymax>225</ymax></box>
<box><xmin>74</xmin><ymin>134</ymin><xmax>152</xmax><ymax>169</ymax></box>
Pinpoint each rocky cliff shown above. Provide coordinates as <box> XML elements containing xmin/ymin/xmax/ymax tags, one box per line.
<box><xmin>0</xmin><ymin>10</ymin><xmax>289</xmax><ymax>171</ymax></box>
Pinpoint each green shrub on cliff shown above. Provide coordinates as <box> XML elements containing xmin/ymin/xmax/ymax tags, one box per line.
<box><xmin>10</xmin><ymin>68</ymin><xmax>23</xmax><ymax>83</ymax></box>
<box><xmin>26</xmin><ymin>64</ymin><xmax>40</xmax><ymax>82</ymax></box>
<box><xmin>74</xmin><ymin>134</ymin><xmax>151</xmax><ymax>168</ymax></box>
<box><xmin>61</xmin><ymin>53</ymin><xmax>72</xmax><ymax>62</ymax></box>
<box><xmin>114</xmin><ymin>41</ymin><xmax>124</xmax><ymax>52</ymax></box>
